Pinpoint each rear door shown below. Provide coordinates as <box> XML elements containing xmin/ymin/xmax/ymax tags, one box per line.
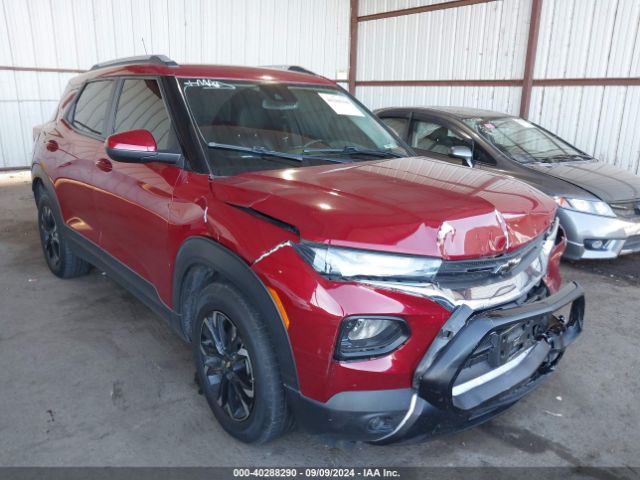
<box><xmin>93</xmin><ymin>77</ymin><xmax>183</xmax><ymax>287</ymax></box>
<box><xmin>52</xmin><ymin>79</ymin><xmax>116</xmax><ymax>244</ymax></box>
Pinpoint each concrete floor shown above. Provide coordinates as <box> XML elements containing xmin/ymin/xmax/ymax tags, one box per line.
<box><xmin>0</xmin><ymin>170</ymin><xmax>638</xmax><ymax>467</ymax></box>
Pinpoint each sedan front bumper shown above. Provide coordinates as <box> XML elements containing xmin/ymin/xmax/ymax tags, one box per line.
<box><xmin>558</xmin><ymin>207</ymin><xmax>640</xmax><ymax>259</ymax></box>
<box><xmin>287</xmin><ymin>282</ymin><xmax>585</xmax><ymax>443</ymax></box>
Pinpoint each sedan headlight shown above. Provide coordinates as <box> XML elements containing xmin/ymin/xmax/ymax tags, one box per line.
<box><xmin>295</xmin><ymin>242</ymin><xmax>442</xmax><ymax>282</ymax></box>
<box><xmin>554</xmin><ymin>196</ymin><xmax>615</xmax><ymax>217</ymax></box>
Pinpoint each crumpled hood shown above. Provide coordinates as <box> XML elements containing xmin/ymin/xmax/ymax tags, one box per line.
<box><xmin>212</xmin><ymin>157</ymin><xmax>557</xmax><ymax>260</ymax></box>
<box><xmin>525</xmin><ymin>159</ymin><xmax>640</xmax><ymax>203</ymax></box>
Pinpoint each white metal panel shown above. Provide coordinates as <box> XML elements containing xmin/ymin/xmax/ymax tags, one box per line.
<box><xmin>70</xmin><ymin>0</ymin><xmax>98</xmax><ymax>69</ymax></box>
<box><xmin>357</xmin><ymin>0</ymin><xmax>530</xmax><ymax>81</ymax></box>
<box><xmin>616</xmin><ymin>87</ymin><xmax>640</xmax><ymax>174</ymax></box>
<box><xmin>0</xmin><ymin>0</ymin><xmax>350</xmax><ymax>168</ymax></box>
<box><xmin>0</xmin><ymin>0</ymin><xmax>350</xmax><ymax>71</ymax></box>
<box><xmin>535</xmin><ymin>0</ymin><xmax>640</xmax><ymax>79</ymax></box>
<box><xmin>357</xmin><ymin>85</ymin><xmax>522</xmax><ymax>113</ymax></box>
<box><xmin>1</xmin><ymin>0</ymin><xmax>350</xmax><ymax>72</ymax></box>
<box><xmin>51</xmin><ymin>0</ymin><xmax>80</xmax><ymax>68</ymax></box>
<box><xmin>0</xmin><ymin>102</ymin><xmax>26</xmax><ymax>167</ymax></box>
<box><xmin>359</xmin><ymin>0</ymin><xmax>453</xmax><ymax>17</ymax></box>
<box><xmin>529</xmin><ymin>86</ymin><xmax>640</xmax><ymax>174</ymax></box>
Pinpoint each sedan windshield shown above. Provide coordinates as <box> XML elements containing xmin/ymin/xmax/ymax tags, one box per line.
<box><xmin>462</xmin><ymin>116</ymin><xmax>589</xmax><ymax>163</ymax></box>
<box><xmin>179</xmin><ymin>78</ymin><xmax>408</xmax><ymax>175</ymax></box>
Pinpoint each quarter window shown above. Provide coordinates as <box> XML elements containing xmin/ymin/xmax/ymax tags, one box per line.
<box><xmin>72</xmin><ymin>80</ymin><xmax>114</xmax><ymax>136</ymax></box>
<box><xmin>114</xmin><ymin>79</ymin><xmax>178</xmax><ymax>151</ymax></box>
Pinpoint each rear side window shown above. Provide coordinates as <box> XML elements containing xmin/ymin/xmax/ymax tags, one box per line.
<box><xmin>114</xmin><ymin>79</ymin><xmax>178</xmax><ymax>151</ymax></box>
<box><xmin>72</xmin><ymin>80</ymin><xmax>113</xmax><ymax>136</ymax></box>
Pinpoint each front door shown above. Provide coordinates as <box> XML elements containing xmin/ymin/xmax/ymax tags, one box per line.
<box><xmin>92</xmin><ymin>78</ymin><xmax>183</xmax><ymax>288</ymax></box>
<box><xmin>409</xmin><ymin>117</ymin><xmax>472</xmax><ymax>166</ymax></box>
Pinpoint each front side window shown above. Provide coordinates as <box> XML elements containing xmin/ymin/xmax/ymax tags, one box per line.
<box><xmin>179</xmin><ymin>78</ymin><xmax>409</xmax><ymax>176</ymax></box>
<box><xmin>463</xmin><ymin>117</ymin><xmax>586</xmax><ymax>163</ymax></box>
<box><xmin>72</xmin><ymin>80</ymin><xmax>114</xmax><ymax>136</ymax></box>
<box><xmin>114</xmin><ymin>79</ymin><xmax>179</xmax><ymax>151</ymax></box>
<box><xmin>411</xmin><ymin>120</ymin><xmax>469</xmax><ymax>155</ymax></box>
<box><xmin>381</xmin><ymin>117</ymin><xmax>409</xmax><ymax>139</ymax></box>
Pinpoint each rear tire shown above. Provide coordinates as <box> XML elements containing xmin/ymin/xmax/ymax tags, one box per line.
<box><xmin>192</xmin><ymin>282</ymin><xmax>290</xmax><ymax>443</ymax></box>
<box><xmin>36</xmin><ymin>190</ymin><xmax>91</xmax><ymax>278</ymax></box>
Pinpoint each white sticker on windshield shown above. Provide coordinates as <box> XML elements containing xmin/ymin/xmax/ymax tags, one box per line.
<box><xmin>513</xmin><ymin>118</ymin><xmax>534</xmax><ymax>128</ymax></box>
<box><xmin>183</xmin><ymin>79</ymin><xmax>236</xmax><ymax>90</ymax></box>
<box><xmin>318</xmin><ymin>93</ymin><xmax>364</xmax><ymax>117</ymax></box>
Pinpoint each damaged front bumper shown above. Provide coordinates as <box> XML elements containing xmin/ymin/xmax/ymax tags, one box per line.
<box><xmin>287</xmin><ymin>281</ymin><xmax>584</xmax><ymax>443</ymax></box>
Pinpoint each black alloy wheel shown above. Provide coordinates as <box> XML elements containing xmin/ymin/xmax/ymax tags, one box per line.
<box><xmin>198</xmin><ymin>310</ymin><xmax>255</xmax><ymax>421</ymax></box>
<box><xmin>39</xmin><ymin>204</ymin><xmax>61</xmax><ymax>269</ymax></box>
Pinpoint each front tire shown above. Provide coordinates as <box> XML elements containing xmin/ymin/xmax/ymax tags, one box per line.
<box><xmin>192</xmin><ymin>283</ymin><xmax>290</xmax><ymax>443</ymax></box>
<box><xmin>36</xmin><ymin>190</ymin><xmax>91</xmax><ymax>278</ymax></box>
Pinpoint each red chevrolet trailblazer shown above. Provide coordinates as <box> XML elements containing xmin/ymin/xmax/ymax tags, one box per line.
<box><xmin>31</xmin><ymin>55</ymin><xmax>584</xmax><ymax>444</ymax></box>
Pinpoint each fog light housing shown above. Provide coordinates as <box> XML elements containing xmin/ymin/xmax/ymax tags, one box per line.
<box><xmin>367</xmin><ymin>415</ymin><xmax>395</xmax><ymax>433</ymax></box>
<box><xmin>335</xmin><ymin>316</ymin><xmax>410</xmax><ymax>361</ymax></box>
<box><xmin>584</xmin><ymin>239</ymin><xmax>608</xmax><ymax>250</ymax></box>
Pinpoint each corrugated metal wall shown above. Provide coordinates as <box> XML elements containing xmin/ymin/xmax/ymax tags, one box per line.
<box><xmin>356</xmin><ymin>0</ymin><xmax>640</xmax><ymax>174</ymax></box>
<box><xmin>356</xmin><ymin>0</ymin><xmax>531</xmax><ymax>112</ymax></box>
<box><xmin>529</xmin><ymin>0</ymin><xmax>640</xmax><ymax>174</ymax></box>
<box><xmin>0</xmin><ymin>0</ymin><xmax>350</xmax><ymax>169</ymax></box>
<box><xmin>2</xmin><ymin>0</ymin><xmax>639</xmax><ymax>174</ymax></box>
<box><xmin>359</xmin><ymin>0</ymin><xmax>453</xmax><ymax>17</ymax></box>
<box><xmin>357</xmin><ymin>1</ymin><xmax>530</xmax><ymax>81</ymax></box>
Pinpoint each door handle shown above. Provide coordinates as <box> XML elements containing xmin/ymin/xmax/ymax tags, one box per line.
<box><xmin>46</xmin><ymin>140</ymin><xmax>59</xmax><ymax>152</ymax></box>
<box><xmin>96</xmin><ymin>158</ymin><xmax>113</xmax><ymax>172</ymax></box>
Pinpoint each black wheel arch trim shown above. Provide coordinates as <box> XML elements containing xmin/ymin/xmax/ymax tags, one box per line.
<box><xmin>31</xmin><ymin>164</ymin><xmax>59</xmax><ymax>209</ymax></box>
<box><xmin>172</xmin><ymin>236</ymin><xmax>300</xmax><ymax>391</ymax></box>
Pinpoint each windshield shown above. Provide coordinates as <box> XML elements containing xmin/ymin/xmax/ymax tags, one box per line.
<box><xmin>179</xmin><ymin>78</ymin><xmax>409</xmax><ymax>175</ymax></box>
<box><xmin>462</xmin><ymin>116</ymin><xmax>588</xmax><ymax>163</ymax></box>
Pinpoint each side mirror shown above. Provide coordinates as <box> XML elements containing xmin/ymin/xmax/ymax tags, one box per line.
<box><xmin>449</xmin><ymin>145</ymin><xmax>475</xmax><ymax>168</ymax></box>
<box><xmin>105</xmin><ymin>129</ymin><xmax>180</xmax><ymax>164</ymax></box>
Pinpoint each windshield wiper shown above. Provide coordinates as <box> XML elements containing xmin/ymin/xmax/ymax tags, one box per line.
<box><xmin>208</xmin><ymin>142</ymin><xmax>304</xmax><ymax>162</ymax></box>
<box><xmin>207</xmin><ymin>142</ymin><xmax>351</xmax><ymax>164</ymax></box>
<box><xmin>303</xmin><ymin>146</ymin><xmax>404</xmax><ymax>158</ymax></box>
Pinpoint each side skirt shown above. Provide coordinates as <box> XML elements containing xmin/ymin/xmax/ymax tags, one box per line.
<box><xmin>63</xmin><ymin>225</ymin><xmax>185</xmax><ymax>340</ymax></box>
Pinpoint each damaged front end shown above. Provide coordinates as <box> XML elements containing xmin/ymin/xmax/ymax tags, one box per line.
<box><xmin>262</xmin><ymin>216</ymin><xmax>583</xmax><ymax>443</ymax></box>
<box><xmin>369</xmin><ymin>280</ymin><xmax>585</xmax><ymax>444</ymax></box>
<box><xmin>294</xmin><ymin>217</ymin><xmax>563</xmax><ymax>312</ymax></box>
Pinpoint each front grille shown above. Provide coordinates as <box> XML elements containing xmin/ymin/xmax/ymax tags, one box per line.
<box><xmin>610</xmin><ymin>200</ymin><xmax>640</xmax><ymax>220</ymax></box>
<box><xmin>434</xmin><ymin>235</ymin><xmax>544</xmax><ymax>288</ymax></box>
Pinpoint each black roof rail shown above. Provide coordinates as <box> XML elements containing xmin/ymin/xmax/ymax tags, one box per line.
<box><xmin>262</xmin><ymin>65</ymin><xmax>319</xmax><ymax>76</ymax></box>
<box><xmin>90</xmin><ymin>55</ymin><xmax>178</xmax><ymax>71</ymax></box>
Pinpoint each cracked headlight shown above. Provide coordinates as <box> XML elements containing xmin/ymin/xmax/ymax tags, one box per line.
<box><xmin>554</xmin><ymin>196</ymin><xmax>615</xmax><ymax>217</ymax></box>
<box><xmin>295</xmin><ymin>242</ymin><xmax>442</xmax><ymax>282</ymax></box>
